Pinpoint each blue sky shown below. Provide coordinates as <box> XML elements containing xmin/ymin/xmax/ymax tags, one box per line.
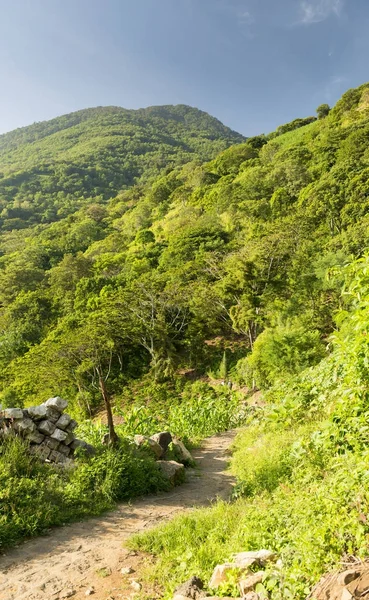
<box><xmin>0</xmin><ymin>0</ymin><xmax>368</xmax><ymax>136</ymax></box>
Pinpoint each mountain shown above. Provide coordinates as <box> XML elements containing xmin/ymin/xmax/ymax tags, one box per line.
<box><xmin>0</xmin><ymin>104</ymin><xmax>244</xmax><ymax>230</ymax></box>
<box><xmin>2</xmin><ymin>82</ymin><xmax>369</xmax><ymax>407</ymax></box>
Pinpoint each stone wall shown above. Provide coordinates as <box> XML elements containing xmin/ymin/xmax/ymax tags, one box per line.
<box><xmin>0</xmin><ymin>397</ymin><xmax>94</xmax><ymax>465</ymax></box>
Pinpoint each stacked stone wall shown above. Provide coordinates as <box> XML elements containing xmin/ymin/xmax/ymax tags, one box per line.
<box><xmin>0</xmin><ymin>397</ymin><xmax>94</xmax><ymax>465</ymax></box>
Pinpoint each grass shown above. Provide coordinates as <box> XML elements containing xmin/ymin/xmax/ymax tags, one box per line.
<box><xmin>129</xmin><ymin>418</ymin><xmax>369</xmax><ymax>599</ymax></box>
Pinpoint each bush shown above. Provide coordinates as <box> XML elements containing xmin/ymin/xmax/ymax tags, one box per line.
<box><xmin>0</xmin><ymin>436</ymin><xmax>168</xmax><ymax>549</ymax></box>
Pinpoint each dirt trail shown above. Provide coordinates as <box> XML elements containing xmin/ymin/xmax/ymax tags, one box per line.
<box><xmin>0</xmin><ymin>430</ymin><xmax>237</xmax><ymax>600</ymax></box>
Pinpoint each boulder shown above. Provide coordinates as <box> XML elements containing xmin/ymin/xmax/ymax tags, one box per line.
<box><xmin>38</xmin><ymin>420</ymin><xmax>56</xmax><ymax>436</ymax></box>
<box><xmin>134</xmin><ymin>434</ymin><xmax>163</xmax><ymax>459</ymax></box>
<box><xmin>13</xmin><ymin>418</ymin><xmax>36</xmax><ymax>435</ymax></box>
<box><xmin>27</xmin><ymin>405</ymin><xmax>47</xmax><ymax>420</ymax></box>
<box><xmin>58</xmin><ymin>444</ymin><xmax>71</xmax><ymax>456</ymax></box>
<box><xmin>174</xmin><ymin>577</ymin><xmax>204</xmax><ymax>599</ymax></box>
<box><xmin>157</xmin><ymin>460</ymin><xmax>185</xmax><ymax>485</ymax></box>
<box><xmin>44</xmin><ymin>437</ymin><xmax>60</xmax><ymax>450</ymax></box>
<box><xmin>46</xmin><ymin>406</ymin><xmax>63</xmax><ymax>423</ymax></box>
<box><xmin>70</xmin><ymin>438</ymin><xmax>96</xmax><ymax>456</ymax></box>
<box><xmin>3</xmin><ymin>408</ymin><xmax>23</xmax><ymax>419</ymax></box>
<box><xmin>151</xmin><ymin>431</ymin><xmax>172</xmax><ymax>453</ymax></box>
<box><xmin>28</xmin><ymin>431</ymin><xmax>45</xmax><ymax>444</ymax></box>
<box><xmin>64</xmin><ymin>432</ymin><xmax>76</xmax><ymax>445</ymax></box>
<box><xmin>66</xmin><ymin>419</ymin><xmax>78</xmax><ymax>432</ymax></box>
<box><xmin>233</xmin><ymin>549</ymin><xmax>277</xmax><ymax>568</ymax></box>
<box><xmin>171</xmin><ymin>437</ymin><xmax>194</xmax><ymax>465</ymax></box>
<box><xmin>239</xmin><ymin>572</ymin><xmax>264</xmax><ymax>595</ymax></box>
<box><xmin>56</xmin><ymin>413</ymin><xmax>72</xmax><ymax>430</ymax></box>
<box><xmin>45</xmin><ymin>397</ymin><xmax>68</xmax><ymax>413</ymax></box>
<box><xmin>209</xmin><ymin>564</ymin><xmax>238</xmax><ymax>590</ymax></box>
<box><xmin>51</xmin><ymin>428</ymin><xmax>68</xmax><ymax>442</ymax></box>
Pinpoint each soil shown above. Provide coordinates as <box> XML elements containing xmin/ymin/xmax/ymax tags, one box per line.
<box><xmin>0</xmin><ymin>430</ymin><xmax>237</xmax><ymax>600</ymax></box>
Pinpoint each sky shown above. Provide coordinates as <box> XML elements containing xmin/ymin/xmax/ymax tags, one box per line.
<box><xmin>0</xmin><ymin>0</ymin><xmax>368</xmax><ymax>136</ymax></box>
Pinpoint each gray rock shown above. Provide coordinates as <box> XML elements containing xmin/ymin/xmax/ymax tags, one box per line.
<box><xmin>239</xmin><ymin>572</ymin><xmax>264</xmax><ymax>595</ymax></box>
<box><xmin>49</xmin><ymin>449</ymin><xmax>67</xmax><ymax>464</ymax></box>
<box><xmin>30</xmin><ymin>443</ymin><xmax>51</xmax><ymax>461</ymax></box>
<box><xmin>44</xmin><ymin>437</ymin><xmax>60</xmax><ymax>450</ymax></box>
<box><xmin>51</xmin><ymin>428</ymin><xmax>68</xmax><ymax>442</ymax></box>
<box><xmin>64</xmin><ymin>432</ymin><xmax>75</xmax><ymax>445</ymax></box>
<box><xmin>46</xmin><ymin>406</ymin><xmax>62</xmax><ymax>423</ymax></box>
<box><xmin>38</xmin><ymin>420</ymin><xmax>56</xmax><ymax>436</ymax></box>
<box><xmin>151</xmin><ymin>431</ymin><xmax>172</xmax><ymax>453</ymax></box>
<box><xmin>233</xmin><ymin>549</ymin><xmax>277</xmax><ymax>568</ymax></box>
<box><xmin>157</xmin><ymin>460</ymin><xmax>185</xmax><ymax>486</ymax></box>
<box><xmin>56</xmin><ymin>413</ymin><xmax>72</xmax><ymax>430</ymax></box>
<box><xmin>3</xmin><ymin>408</ymin><xmax>23</xmax><ymax>419</ymax></box>
<box><xmin>28</xmin><ymin>431</ymin><xmax>45</xmax><ymax>444</ymax></box>
<box><xmin>174</xmin><ymin>577</ymin><xmax>204</xmax><ymax>599</ymax></box>
<box><xmin>134</xmin><ymin>434</ymin><xmax>163</xmax><ymax>459</ymax></box>
<box><xmin>45</xmin><ymin>396</ymin><xmax>68</xmax><ymax>413</ymax></box>
<box><xmin>59</xmin><ymin>444</ymin><xmax>71</xmax><ymax>456</ymax></box>
<box><xmin>27</xmin><ymin>405</ymin><xmax>47</xmax><ymax>420</ymax></box>
<box><xmin>209</xmin><ymin>564</ymin><xmax>240</xmax><ymax>589</ymax></box>
<box><xmin>66</xmin><ymin>419</ymin><xmax>78</xmax><ymax>432</ymax></box>
<box><xmin>70</xmin><ymin>438</ymin><xmax>96</xmax><ymax>456</ymax></box>
<box><xmin>171</xmin><ymin>437</ymin><xmax>194</xmax><ymax>465</ymax></box>
<box><xmin>13</xmin><ymin>418</ymin><xmax>36</xmax><ymax>435</ymax></box>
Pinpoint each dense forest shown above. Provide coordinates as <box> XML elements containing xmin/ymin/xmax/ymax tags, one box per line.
<box><xmin>3</xmin><ymin>83</ymin><xmax>369</xmax><ymax>598</ymax></box>
<box><xmin>1</xmin><ymin>86</ymin><xmax>369</xmax><ymax>414</ymax></box>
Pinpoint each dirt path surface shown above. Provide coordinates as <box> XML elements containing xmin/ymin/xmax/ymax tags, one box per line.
<box><xmin>0</xmin><ymin>430</ymin><xmax>237</xmax><ymax>600</ymax></box>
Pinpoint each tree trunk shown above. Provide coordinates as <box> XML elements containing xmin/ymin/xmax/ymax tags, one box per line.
<box><xmin>97</xmin><ymin>368</ymin><xmax>119</xmax><ymax>446</ymax></box>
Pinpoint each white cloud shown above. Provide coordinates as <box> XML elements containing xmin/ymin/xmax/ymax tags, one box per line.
<box><xmin>298</xmin><ymin>0</ymin><xmax>344</xmax><ymax>25</ymax></box>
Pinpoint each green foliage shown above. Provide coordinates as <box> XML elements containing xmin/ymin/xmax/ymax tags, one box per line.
<box><xmin>129</xmin><ymin>254</ymin><xmax>369</xmax><ymax>599</ymax></box>
<box><xmin>245</xmin><ymin>320</ymin><xmax>326</xmax><ymax>388</ymax></box>
<box><xmin>0</xmin><ymin>435</ymin><xmax>168</xmax><ymax>549</ymax></box>
<box><xmin>316</xmin><ymin>103</ymin><xmax>331</xmax><ymax>119</ymax></box>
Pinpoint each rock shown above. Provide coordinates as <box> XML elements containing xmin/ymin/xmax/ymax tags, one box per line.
<box><xmin>59</xmin><ymin>444</ymin><xmax>71</xmax><ymax>456</ymax></box>
<box><xmin>38</xmin><ymin>420</ymin><xmax>56</xmax><ymax>436</ymax></box>
<box><xmin>44</xmin><ymin>437</ymin><xmax>60</xmax><ymax>450</ymax></box>
<box><xmin>174</xmin><ymin>576</ymin><xmax>204</xmax><ymax>599</ymax></box>
<box><xmin>13</xmin><ymin>418</ymin><xmax>36</xmax><ymax>434</ymax></box>
<box><xmin>337</xmin><ymin>570</ymin><xmax>362</xmax><ymax>587</ymax></box>
<box><xmin>239</xmin><ymin>572</ymin><xmax>264</xmax><ymax>594</ymax></box>
<box><xmin>45</xmin><ymin>406</ymin><xmax>62</xmax><ymax>423</ymax></box>
<box><xmin>151</xmin><ymin>431</ymin><xmax>172</xmax><ymax>453</ymax></box>
<box><xmin>27</xmin><ymin>405</ymin><xmax>47</xmax><ymax>420</ymax></box>
<box><xmin>66</xmin><ymin>419</ymin><xmax>78</xmax><ymax>432</ymax></box>
<box><xmin>3</xmin><ymin>408</ymin><xmax>23</xmax><ymax>419</ymax></box>
<box><xmin>120</xmin><ymin>566</ymin><xmax>133</xmax><ymax>575</ymax></box>
<box><xmin>243</xmin><ymin>594</ymin><xmax>261</xmax><ymax>600</ymax></box>
<box><xmin>51</xmin><ymin>428</ymin><xmax>68</xmax><ymax>442</ymax></box>
<box><xmin>85</xmin><ymin>589</ymin><xmax>95</xmax><ymax>596</ymax></box>
<box><xmin>209</xmin><ymin>564</ymin><xmax>237</xmax><ymax>590</ymax></box>
<box><xmin>30</xmin><ymin>443</ymin><xmax>51</xmax><ymax>460</ymax></box>
<box><xmin>134</xmin><ymin>434</ymin><xmax>163</xmax><ymax>458</ymax></box>
<box><xmin>120</xmin><ymin>566</ymin><xmax>134</xmax><ymax>575</ymax></box>
<box><xmin>45</xmin><ymin>397</ymin><xmax>68</xmax><ymax>413</ymax></box>
<box><xmin>56</xmin><ymin>413</ymin><xmax>72</xmax><ymax>430</ymax></box>
<box><xmin>27</xmin><ymin>431</ymin><xmax>45</xmax><ymax>444</ymax></box>
<box><xmin>70</xmin><ymin>438</ymin><xmax>96</xmax><ymax>456</ymax></box>
<box><xmin>49</xmin><ymin>450</ymin><xmax>67</xmax><ymax>463</ymax></box>
<box><xmin>171</xmin><ymin>437</ymin><xmax>194</xmax><ymax>465</ymax></box>
<box><xmin>233</xmin><ymin>549</ymin><xmax>277</xmax><ymax>568</ymax></box>
<box><xmin>157</xmin><ymin>460</ymin><xmax>185</xmax><ymax>485</ymax></box>
<box><xmin>130</xmin><ymin>581</ymin><xmax>142</xmax><ymax>592</ymax></box>
<box><xmin>59</xmin><ymin>589</ymin><xmax>75</xmax><ymax>599</ymax></box>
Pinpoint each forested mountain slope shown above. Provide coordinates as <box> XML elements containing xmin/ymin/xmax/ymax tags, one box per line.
<box><xmin>0</xmin><ymin>104</ymin><xmax>243</xmax><ymax>230</ymax></box>
<box><xmin>1</xmin><ymin>83</ymin><xmax>369</xmax><ymax>415</ymax></box>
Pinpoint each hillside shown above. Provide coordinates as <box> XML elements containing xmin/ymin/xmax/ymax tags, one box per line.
<box><xmin>0</xmin><ymin>104</ymin><xmax>243</xmax><ymax>230</ymax></box>
<box><xmin>2</xmin><ymin>83</ymin><xmax>369</xmax><ymax>598</ymax></box>
<box><xmin>1</xmin><ymin>83</ymin><xmax>369</xmax><ymax>410</ymax></box>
